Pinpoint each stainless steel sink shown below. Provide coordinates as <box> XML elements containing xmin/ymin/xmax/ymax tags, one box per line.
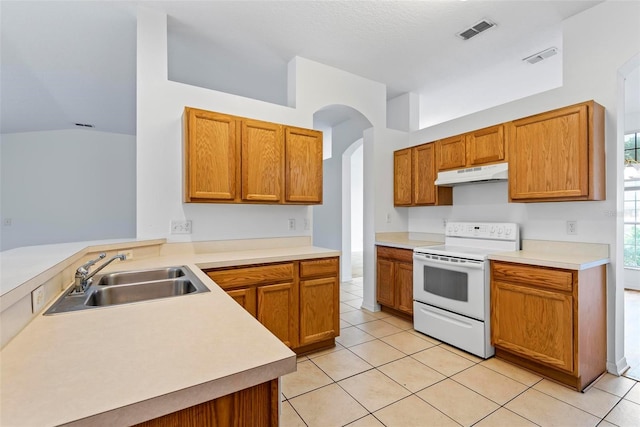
<box><xmin>96</xmin><ymin>267</ymin><xmax>185</xmax><ymax>286</ymax></box>
<box><xmin>44</xmin><ymin>266</ymin><xmax>209</xmax><ymax>315</ymax></box>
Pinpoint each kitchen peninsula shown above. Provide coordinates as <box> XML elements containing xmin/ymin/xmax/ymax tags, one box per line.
<box><xmin>0</xmin><ymin>237</ymin><xmax>339</xmax><ymax>426</ymax></box>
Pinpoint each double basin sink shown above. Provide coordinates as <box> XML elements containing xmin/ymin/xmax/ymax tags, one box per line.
<box><xmin>45</xmin><ymin>266</ymin><xmax>210</xmax><ymax>315</ymax></box>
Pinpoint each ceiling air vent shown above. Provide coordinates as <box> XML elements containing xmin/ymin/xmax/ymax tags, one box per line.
<box><xmin>75</xmin><ymin>123</ymin><xmax>94</xmax><ymax>128</ymax></box>
<box><xmin>523</xmin><ymin>47</ymin><xmax>558</xmax><ymax>64</ymax></box>
<box><xmin>456</xmin><ymin>19</ymin><xmax>496</xmax><ymax>40</ymax></box>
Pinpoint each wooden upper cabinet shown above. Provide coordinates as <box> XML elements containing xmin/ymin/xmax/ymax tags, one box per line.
<box><xmin>285</xmin><ymin>127</ymin><xmax>323</xmax><ymax>204</ymax></box>
<box><xmin>508</xmin><ymin>101</ymin><xmax>605</xmax><ymax>202</ymax></box>
<box><xmin>184</xmin><ymin>108</ymin><xmax>239</xmax><ymax>202</ymax></box>
<box><xmin>466</xmin><ymin>124</ymin><xmax>506</xmax><ymax>166</ymax></box>
<box><xmin>184</xmin><ymin>107</ymin><xmax>323</xmax><ymax>205</ymax></box>
<box><xmin>413</xmin><ymin>144</ymin><xmax>436</xmax><ymax>205</ymax></box>
<box><xmin>394</xmin><ymin>148</ymin><xmax>413</xmax><ymax>206</ymax></box>
<box><xmin>241</xmin><ymin>119</ymin><xmax>284</xmax><ymax>202</ymax></box>
<box><xmin>436</xmin><ymin>134</ymin><xmax>466</xmax><ymax>171</ymax></box>
<box><xmin>394</xmin><ymin>144</ymin><xmax>452</xmax><ymax>207</ymax></box>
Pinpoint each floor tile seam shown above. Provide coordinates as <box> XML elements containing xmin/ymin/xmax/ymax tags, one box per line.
<box><xmin>370</xmin><ymin>355</ymin><xmax>437</xmax><ymax>394</ymax></box>
<box><xmin>447</xmin><ymin>373</ymin><xmax>534</xmax><ymax>409</ymax></box>
<box><xmin>461</xmin><ymin>359</ymin><xmax>544</xmax><ymax>389</ymax></box>
<box><xmin>331</xmin><ymin>377</ymin><xmax>382</xmax><ymax>417</ymax></box>
<box><xmin>509</xmin><ymin>386</ymin><xmax>606</xmax><ymax>425</ymax></box>
<box><xmin>336</xmin><ymin>371</ymin><xmax>413</xmax><ymax>422</ymax></box>
<box><xmin>351</xmin><ymin>325</ymin><xmax>402</xmax><ymax>339</ymax></box>
<box><xmin>597</xmin><ymin>397</ymin><xmax>637</xmax><ymax>427</ymax></box>
<box><xmin>531</xmin><ymin>381</ymin><xmax>624</xmax><ymax>418</ymax></box>
<box><xmin>307</xmin><ymin>348</ymin><xmax>377</xmax><ymax>383</ymax></box>
<box><xmin>376</xmin><ymin>339</ymin><xmax>431</xmax><ymax>356</ymax></box>
<box><xmin>470</xmin><ymin>406</ymin><xmax>543</xmax><ymax>427</ymax></box>
<box><xmin>409</xmin><ymin>390</ymin><xmax>468</xmax><ymax>427</ymax></box>
<box><xmin>478</xmin><ymin>361</ymin><xmax>545</xmax><ymax>388</ymax></box>
<box><xmin>435</xmin><ymin>343</ymin><xmax>484</xmax><ymax>364</ymax></box>
<box><xmin>281</xmin><ymin>399</ymin><xmax>310</xmax><ymax>427</ymax></box>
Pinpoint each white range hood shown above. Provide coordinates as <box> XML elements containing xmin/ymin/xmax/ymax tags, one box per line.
<box><xmin>435</xmin><ymin>162</ymin><xmax>509</xmax><ymax>186</ymax></box>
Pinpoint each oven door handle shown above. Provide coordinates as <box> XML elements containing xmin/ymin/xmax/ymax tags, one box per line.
<box><xmin>413</xmin><ymin>254</ymin><xmax>485</xmax><ymax>270</ymax></box>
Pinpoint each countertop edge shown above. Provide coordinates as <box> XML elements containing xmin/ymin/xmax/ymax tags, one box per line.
<box><xmin>489</xmin><ymin>253</ymin><xmax>611</xmax><ymax>270</ymax></box>
<box><xmin>375</xmin><ymin>240</ymin><xmax>441</xmax><ymax>251</ymax></box>
<box><xmin>72</xmin><ymin>355</ymin><xmax>297</xmax><ymax>427</ymax></box>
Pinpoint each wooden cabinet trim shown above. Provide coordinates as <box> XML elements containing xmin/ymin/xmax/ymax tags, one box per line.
<box><xmin>299</xmin><ymin>276</ymin><xmax>339</xmax><ymax>345</ymax></box>
<box><xmin>436</xmin><ymin>134</ymin><xmax>466</xmax><ymax>171</ymax></box>
<box><xmin>299</xmin><ymin>257</ymin><xmax>339</xmax><ymax>278</ymax></box>
<box><xmin>393</xmin><ymin>148</ymin><xmax>413</xmax><ymax>206</ymax></box>
<box><xmin>492</xmin><ymin>262</ymin><xmax>574</xmax><ymax>292</ymax></box>
<box><xmin>377</xmin><ymin>246</ymin><xmax>414</xmax><ymax>263</ymax></box>
<box><xmin>207</xmin><ymin>263</ymin><xmax>294</xmax><ymax>290</ymax></box>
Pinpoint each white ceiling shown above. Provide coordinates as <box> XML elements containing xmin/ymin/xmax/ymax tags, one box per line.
<box><xmin>0</xmin><ymin>0</ymin><xmax>613</xmax><ymax>136</ymax></box>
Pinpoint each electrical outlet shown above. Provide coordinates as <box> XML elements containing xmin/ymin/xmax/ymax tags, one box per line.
<box><xmin>3</xmin><ymin>218</ymin><xmax>12</xmax><ymax>226</ymax></box>
<box><xmin>443</xmin><ymin>218</ymin><xmax>447</xmax><ymax>228</ymax></box>
<box><xmin>567</xmin><ymin>220</ymin><xmax>577</xmax><ymax>235</ymax></box>
<box><xmin>32</xmin><ymin>285</ymin><xmax>45</xmax><ymax>313</ymax></box>
<box><xmin>386</xmin><ymin>213</ymin><xmax>391</xmax><ymax>223</ymax></box>
<box><xmin>118</xmin><ymin>250</ymin><xmax>134</xmax><ymax>260</ymax></box>
<box><xmin>171</xmin><ymin>220</ymin><xmax>192</xmax><ymax>234</ymax></box>
<box><xmin>288</xmin><ymin>218</ymin><xmax>296</xmax><ymax>231</ymax></box>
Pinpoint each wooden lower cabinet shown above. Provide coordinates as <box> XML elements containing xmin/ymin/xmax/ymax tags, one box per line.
<box><xmin>490</xmin><ymin>261</ymin><xmax>606</xmax><ymax>391</ymax></box>
<box><xmin>376</xmin><ymin>246</ymin><xmax>413</xmax><ymax>317</ymax></box>
<box><xmin>257</xmin><ymin>282</ymin><xmax>298</xmax><ymax>348</ymax></box>
<box><xmin>135</xmin><ymin>379</ymin><xmax>278</xmax><ymax>427</ymax></box>
<box><xmin>206</xmin><ymin>257</ymin><xmax>339</xmax><ymax>353</ymax></box>
<box><xmin>226</xmin><ymin>287</ymin><xmax>257</xmax><ymax>317</ymax></box>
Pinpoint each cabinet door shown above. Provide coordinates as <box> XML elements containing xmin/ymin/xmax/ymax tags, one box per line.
<box><xmin>284</xmin><ymin>127</ymin><xmax>323</xmax><ymax>204</ymax></box>
<box><xmin>226</xmin><ymin>287</ymin><xmax>257</xmax><ymax>317</ymax></box>
<box><xmin>466</xmin><ymin>124</ymin><xmax>505</xmax><ymax>166</ymax></box>
<box><xmin>257</xmin><ymin>282</ymin><xmax>298</xmax><ymax>348</ymax></box>
<box><xmin>436</xmin><ymin>134</ymin><xmax>466</xmax><ymax>171</ymax></box>
<box><xmin>184</xmin><ymin>108</ymin><xmax>238</xmax><ymax>202</ymax></box>
<box><xmin>413</xmin><ymin>144</ymin><xmax>436</xmax><ymax>205</ymax></box>
<box><xmin>491</xmin><ymin>280</ymin><xmax>574</xmax><ymax>373</ymax></box>
<box><xmin>241</xmin><ymin>119</ymin><xmax>284</xmax><ymax>202</ymax></box>
<box><xmin>394</xmin><ymin>148</ymin><xmax>413</xmax><ymax>206</ymax></box>
<box><xmin>508</xmin><ymin>104</ymin><xmax>589</xmax><ymax>201</ymax></box>
<box><xmin>376</xmin><ymin>258</ymin><xmax>395</xmax><ymax>307</ymax></box>
<box><xmin>395</xmin><ymin>262</ymin><xmax>414</xmax><ymax>315</ymax></box>
<box><xmin>299</xmin><ymin>277</ymin><xmax>339</xmax><ymax>345</ymax></box>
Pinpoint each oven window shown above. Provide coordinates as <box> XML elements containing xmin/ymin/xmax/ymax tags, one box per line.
<box><xmin>423</xmin><ymin>265</ymin><xmax>468</xmax><ymax>302</ymax></box>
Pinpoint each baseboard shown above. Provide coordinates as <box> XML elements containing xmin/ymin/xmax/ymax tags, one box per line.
<box><xmin>360</xmin><ymin>302</ymin><xmax>380</xmax><ymax>312</ymax></box>
<box><xmin>607</xmin><ymin>357</ymin><xmax>629</xmax><ymax>376</ymax></box>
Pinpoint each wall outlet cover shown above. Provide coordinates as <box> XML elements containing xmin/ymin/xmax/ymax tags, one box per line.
<box><xmin>171</xmin><ymin>220</ymin><xmax>192</xmax><ymax>234</ymax></box>
<box><xmin>32</xmin><ymin>286</ymin><xmax>46</xmax><ymax>313</ymax></box>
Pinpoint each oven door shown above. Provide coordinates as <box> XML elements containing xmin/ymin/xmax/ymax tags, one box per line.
<box><xmin>413</xmin><ymin>253</ymin><xmax>487</xmax><ymax>320</ymax></box>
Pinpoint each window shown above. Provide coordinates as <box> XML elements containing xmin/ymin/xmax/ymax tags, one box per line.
<box><xmin>624</xmin><ymin>131</ymin><xmax>640</xmax><ymax>268</ymax></box>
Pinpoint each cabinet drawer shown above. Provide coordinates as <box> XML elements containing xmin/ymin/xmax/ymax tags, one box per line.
<box><xmin>492</xmin><ymin>262</ymin><xmax>574</xmax><ymax>292</ymax></box>
<box><xmin>376</xmin><ymin>246</ymin><xmax>413</xmax><ymax>263</ymax></box>
<box><xmin>299</xmin><ymin>257</ymin><xmax>339</xmax><ymax>278</ymax></box>
<box><xmin>207</xmin><ymin>263</ymin><xmax>294</xmax><ymax>290</ymax></box>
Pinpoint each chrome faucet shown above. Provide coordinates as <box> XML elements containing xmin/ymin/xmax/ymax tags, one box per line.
<box><xmin>71</xmin><ymin>252</ymin><xmax>126</xmax><ymax>294</ymax></box>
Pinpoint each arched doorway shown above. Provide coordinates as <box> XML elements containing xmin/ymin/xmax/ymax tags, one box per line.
<box><xmin>312</xmin><ymin>105</ymin><xmax>372</xmax><ymax>286</ymax></box>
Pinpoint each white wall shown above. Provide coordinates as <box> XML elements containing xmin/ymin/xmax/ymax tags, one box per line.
<box><xmin>136</xmin><ymin>7</ymin><xmax>387</xmax><ymax>260</ymax></box>
<box><xmin>0</xmin><ymin>129</ymin><xmax>136</xmax><ymax>251</ymax></box>
<box><xmin>351</xmin><ymin>143</ymin><xmax>364</xmax><ymax>252</ymax></box>
<box><xmin>404</xmin><ymin>1</ymin><xmax>640</xmax><ymax>375</ymax></box>
<box><xmin>419</xmin><ymin>23</ymin><xmax>562</xmax><ymax>128</ymax></box>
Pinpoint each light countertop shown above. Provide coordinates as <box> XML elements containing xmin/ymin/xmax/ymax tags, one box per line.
<box><xmin>0</xmin><ymin>241</ymin><xmax>340</xmax><ymax>426</ymax></box>
<box><xmin>375</xmin><ymin>232</ymin><xmax>444</xmax><ymax>251</ymax></box>
<box><xmin>488</xmin><ymin>239</ymin><xmax>610</xmax><ymax>270</ymax></box>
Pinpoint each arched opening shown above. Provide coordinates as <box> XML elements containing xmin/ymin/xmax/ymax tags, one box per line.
<box><xmin>312</xmin><ymin>105</ymin><xmax>372</xmax><ymax>292</ymax></box>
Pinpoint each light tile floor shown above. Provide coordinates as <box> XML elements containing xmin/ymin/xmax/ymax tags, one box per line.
<box><xmin>281</xmin><ymin>277</ymin><xmax>640</xmax><ymax>427</ymax></box>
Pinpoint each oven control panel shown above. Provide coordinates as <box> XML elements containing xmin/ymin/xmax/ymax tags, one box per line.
<box><xmin>446</xmin><ymin>222</ymin><xmax>519</xmax><ymax>241</ymax></box>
